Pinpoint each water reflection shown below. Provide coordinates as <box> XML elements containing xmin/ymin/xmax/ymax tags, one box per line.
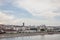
<box><xmin>0</xmin><ymin>34</ymin><xmax>60</xmax><ymax>40</ymax></box>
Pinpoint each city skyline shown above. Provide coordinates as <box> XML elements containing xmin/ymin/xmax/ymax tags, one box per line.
<box><xmin>0</xmin><ymin>0</ymin><xmax>60</xmax><ymax>26</ymax></box>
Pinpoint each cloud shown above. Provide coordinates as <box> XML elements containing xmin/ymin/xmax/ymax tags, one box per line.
<box><xmin>12</xmin><ymin>0</ymin><xmax>60</xmax><ymax>19</ymax></box>
<box><xmin>0</xmin><ymin>0</ymin><xmax>60</xmax><ymax>26</ymax></box>
<box><xmin>0</xmin><ymin>11</ymin><xmax>14</xmax><ymax>24</ymax></box>
<box><xmin>0</xmin><ymin>11</ymin><xmax>60</xmax><ymax>26</ymax></box>
<box><xmin>0</xmin><ymin>11</ymin><xmax>39</xmax><ymax>25</ymax></box>
<box><xmin>0</xmin><ymin>11</ymin><xmax>22</xmax><ymax>25</ymax></box>
<box><xmin>0</xmin><ymin>11</ymin><xmax>40</xmax><ymax>25</ymax></box>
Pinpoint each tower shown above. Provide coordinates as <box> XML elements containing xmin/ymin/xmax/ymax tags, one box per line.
<box><xmin>22</xmin><ymin>22</ymin><xmax>24</xmax><ymax>26</ymax></box>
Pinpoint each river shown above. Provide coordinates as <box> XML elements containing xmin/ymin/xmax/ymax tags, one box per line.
<box><xmin>0</xmin><ymin>34</ymin><xmax>60</xmax><ymax>40</ymax></box>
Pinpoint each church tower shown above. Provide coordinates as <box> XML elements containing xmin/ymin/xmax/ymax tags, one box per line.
<box><xmin>22</xmin><ymin>22</ymin><xmax>24</xmax><ymax>26</ymax></box>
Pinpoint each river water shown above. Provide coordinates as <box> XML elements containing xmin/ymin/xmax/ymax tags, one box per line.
<box><xmin>0</xmin><ymin>34</ymin><xmax>60</xmax><ymax>40</ymax></box>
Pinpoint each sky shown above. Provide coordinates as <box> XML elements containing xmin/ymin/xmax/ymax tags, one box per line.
<box><xmin>0</xmin><ymin>0</ymin><xmax>60</xmax><ymax>26</ymax></box>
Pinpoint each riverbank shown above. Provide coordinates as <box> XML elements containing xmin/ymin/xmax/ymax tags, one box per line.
<box><xmin>0</xmin><ymin>32</ymin><xmax>60</xmax><ymax>39</ymax></box>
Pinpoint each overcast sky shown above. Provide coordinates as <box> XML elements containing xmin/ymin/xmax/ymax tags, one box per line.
<box><xmin>0</xmin><ymin>0</ymin><xmax>60</xmax><ymax>26</ymax></box>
